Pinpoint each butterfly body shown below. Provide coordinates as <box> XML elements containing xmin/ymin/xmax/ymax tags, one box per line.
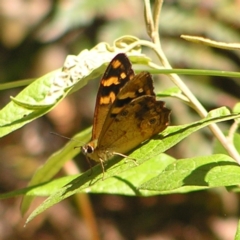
<box><xmin>81</xmin><ymin>53</ymin><xmax>171</xmax><ymax>174</ymax></box>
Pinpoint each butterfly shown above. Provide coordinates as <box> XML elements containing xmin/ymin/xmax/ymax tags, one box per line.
<box><xmin>81</xmin><ymin>53</ymin><xmax>171</xmax><ymax>178</ymax></box>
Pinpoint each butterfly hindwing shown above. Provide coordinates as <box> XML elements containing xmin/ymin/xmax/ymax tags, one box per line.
<box><xmin>98</xmin><ymin>95</ymin><xmax>170</xmax><ymax>154</ymax></box>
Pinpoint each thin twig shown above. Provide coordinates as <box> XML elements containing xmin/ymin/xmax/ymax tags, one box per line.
<box><xmin>228</xmin><ymin>121</ymin><xmax>239</xmax><ymax>144</ymax></box>
<box><xmin>144</xmin><ymin>0</ymin><xmax>154</xmax><ymax>38</ymax></box>
<box><xmin>152</xmin><ymin>0</ymin><xmax>163</xmax><ymax>45</ymax></box>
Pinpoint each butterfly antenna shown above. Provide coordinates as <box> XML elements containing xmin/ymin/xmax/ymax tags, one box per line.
<box><xmin>50</xmin><ymin>132</ymin><xmax>73</xmax><ymax>140</ymax></box>
<box><xmin>50</xmin><ymin>132</ymin><xmax>85</xmax><ymax>146</ymax></box>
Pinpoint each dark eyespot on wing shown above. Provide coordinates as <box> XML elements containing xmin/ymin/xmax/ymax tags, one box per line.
<box><xmin>149</xmin><ymin>118</ymin><xmax>157</xmax><ymax>125</ymax></box>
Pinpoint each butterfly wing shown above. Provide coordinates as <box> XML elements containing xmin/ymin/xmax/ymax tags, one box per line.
<box><xmin>91</xmin><ymin>53</ymin><xmax>134</xmax><ymax>140</ymax></box>
<box><xmin>83</xmin><ymin>53</ymin><xmax>171</xmax><ymax>165</ymax></box>
<box><xmin>97</xmin><ymin>95</ymin><xmax>171</xmax><ymax>155</ymax></box>
<box><xmin>99</xmin><ymin>71</ymin><xmax>155</xmax><ymax>140</ymax></box>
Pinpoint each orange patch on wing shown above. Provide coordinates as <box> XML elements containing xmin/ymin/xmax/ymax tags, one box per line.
<box><xmin>102</xmin><ymin>77</ymin><xmax>120</xmax><ymax>86</ymax></box>
<box><xmin>111</xmin><ymin>106</ymin><xmax>123</xmax><ymax>115</ymax></box>
<box><xmin>118</xmin><ymin>91</ymin><xmax>136</xmax><ymax>99</ymax></box>
<box><xmin>100</xmin><ymin>91</ymin><xmax>116</xmax><ymax>104</ymax></box>
<box><xmin>138</xmin><ymin>88</ymin><xmax>144</xmax><ymax>93</ymax></box>
<box><xmin>120</xmin><ymin>72</ymin><xmax>127</xmax><ymax>79</ymax></box>
<box><xmin>112</xmin><ymin>59</ymin><xmax>121</xmax><ymax>69</ymax></box>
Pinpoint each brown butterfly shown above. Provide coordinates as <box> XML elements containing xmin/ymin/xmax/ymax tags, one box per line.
<box><xmin>81</xmin><ymin>53</ymin><xmax>171</xmax><ymax>178</ymax></box>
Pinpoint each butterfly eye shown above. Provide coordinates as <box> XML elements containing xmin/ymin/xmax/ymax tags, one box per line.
<box><xmin>86</xmin><ymin>145</ymin><xmax>94</xmax><ymax>154</ymax></box>
<box><xmin>81</xmin><ymin>145</ymin><xmax>94</xmax><ymax>155</ymax></box>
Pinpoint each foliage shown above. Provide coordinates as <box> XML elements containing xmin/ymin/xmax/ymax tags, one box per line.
<box><xmin>0</xmin><ymin>0</ymin><xmax>240</xmax><ymax>239</ymax></box>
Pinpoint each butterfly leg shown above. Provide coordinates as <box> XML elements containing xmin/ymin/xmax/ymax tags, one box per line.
<box><xmin>99</xmin><ymin>158</ymin><xmax>106</xmax><ymax>180</ymax></box>
<box><xmin>85</xmin><ymin>156</ymin><xmax>93</xmax><ymax>176</ymax></box>
<box><xmin>124</xmin><ymin>158</ymin><xmax>138</xmax><ymax>166</ymax></box>
<box><xmin>114</xmin><ymin>152</ymin><xmax>138</xmax><ymax>166</ymax></box>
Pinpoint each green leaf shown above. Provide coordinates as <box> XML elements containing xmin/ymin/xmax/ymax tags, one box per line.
<box><xmin>156</xmin><ymin>86</ymin><xmax>181</xmax><ymax>97</ymax></box>
<box><xmin>1</xmin><ymin>154</ymin><xmax>175</xmax><ymax>201</ymax></box>
<box><xmin>235</xmin><ymin>219</ymin><xmax>240</xmax><ymax>240</ymax></box>
<box><xmin>0</xmin><ymin>174</ymin><xmax>78</xmax><ymax>199</ymax></box>
<box><xmin>23</xmin><ymin>108</ymin><xmax>240</xmax><ymax>224</ymax></box>
<box><xmin>0</xmin><ymin>71</ymin><xmax>59</xmax><ymax>138</ymax></box>
<box><xmin>139</xmin><ymin>154</ymin><xmax>240</xmax><ymax>193</ymax></box>
<box><xmin>20</xmin><ymin>127</ymin><xmax>91</xmax><ymax>215</ymax></box>
<box><xmin>233</xmin><ymin>102</ymin><xmax>240</xmax><ymax>114</ymax></box>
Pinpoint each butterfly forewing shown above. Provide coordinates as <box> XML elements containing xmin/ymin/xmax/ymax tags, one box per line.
<box><xmin>91</xmin><ymin>53</ymin><xmax>134</xmax><ymax>140</ymax></box>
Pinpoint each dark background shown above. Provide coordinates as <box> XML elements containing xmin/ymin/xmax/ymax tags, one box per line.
<box><xmin>0</xmin><ymin>1</ymin><xmax>240</xmax><ymax>239</ymax></box>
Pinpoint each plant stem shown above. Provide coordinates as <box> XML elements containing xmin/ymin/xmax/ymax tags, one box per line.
<box><xmin>143</xmin><ymin>0</ymin><xmax>240</xmax><ymax>163</ymax></box>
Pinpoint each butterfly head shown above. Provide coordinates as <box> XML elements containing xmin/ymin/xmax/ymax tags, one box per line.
<box><xmin>81</xmin><ymin>140</ymin><xmax>97</xmax><ymax>158</ymax></box>
<box><xmin>81</xmin><ymin>139</ymin><xmax>115</xmax><ymax>164</ymax></box>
